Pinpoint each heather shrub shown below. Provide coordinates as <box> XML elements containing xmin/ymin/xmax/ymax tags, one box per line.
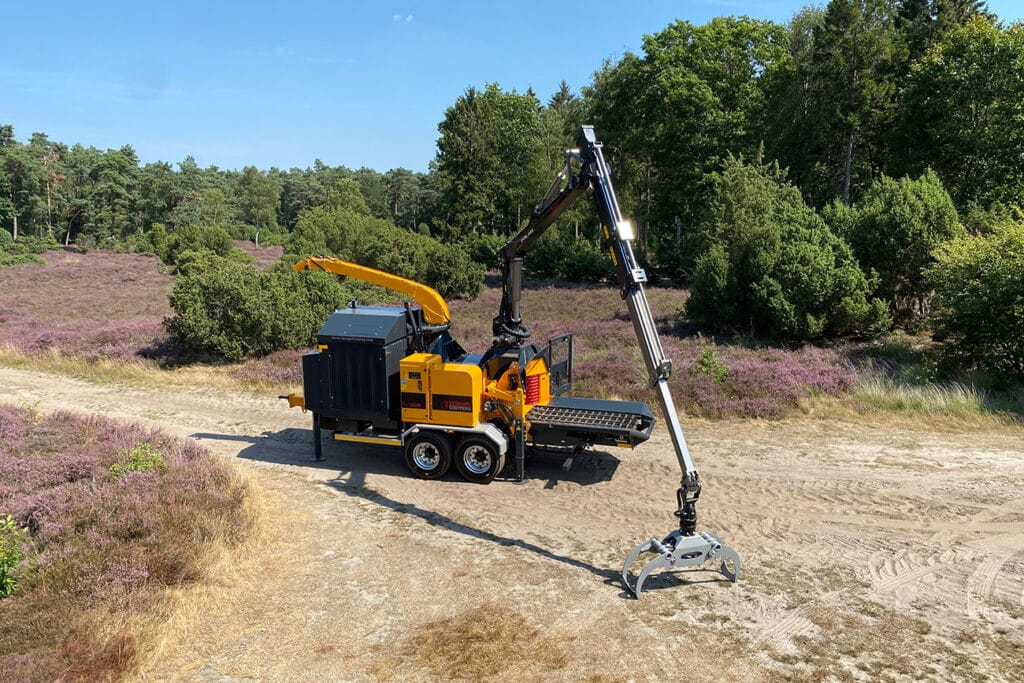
<box><xmin>686</xmin><ymin>155</ymin><xmax>890</xmax><ymax>341</ymax></box>
<box><xmin>0</xmin><ymin>514</ymin><xmax>28</xmax><ymax>597</ymax></box>
<box><xmin>827</xmin><ymin>170</ymin><xmax>963</xmax><ymax>327</ymax></box>
<box><xmin>448</xmin><ymin>283</ymin><xmax>858</xmax><ymax>419</ymax></box>
<box><xmin>0</xmin><ymin>405</ymin><xmax>252</xmax><ymax>679</ymax></box>
<box><xmin>927</xmin><ymin>220</ymin><xmax>1024</xmax><ymax>380</ymax></box>
<box><xmin>0</xmin><ymin>251</ymin><xmax>172</xmax><ymax>362</ymax></box>
<box><xmin>230</xmin><ymin>349</ymin><xmax>304</xmax><ymax>386</ymax></box>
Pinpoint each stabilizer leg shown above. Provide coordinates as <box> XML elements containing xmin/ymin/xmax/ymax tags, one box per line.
<box><xmin>312</xmin><ymin>412</ymin><xmax>325</xmax><ymax>462</ymax></box>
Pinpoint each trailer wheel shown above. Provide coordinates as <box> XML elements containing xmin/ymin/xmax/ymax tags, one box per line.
<box><xmin>454</xmin><ymin>437</ymin><xmax>504</xmax><ymax>484</ymax></box>
<box><xmin>404</xmin><ymin>432</ymin><xmax>452</xmax><ymax>479</ymax></box>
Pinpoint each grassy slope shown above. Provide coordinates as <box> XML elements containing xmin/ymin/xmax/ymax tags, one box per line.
<box><xmin>0</xmin><ymin>404</ymin><xmax>256</xmax><ymax>681</ymax></box>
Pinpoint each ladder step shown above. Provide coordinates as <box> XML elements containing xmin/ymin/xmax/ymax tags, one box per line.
<box><xmin>334</xmin><ymin>433</ymin><xmax>402</xmax><ymax>446</ymax></box>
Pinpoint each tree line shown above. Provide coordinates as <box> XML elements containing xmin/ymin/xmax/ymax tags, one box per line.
<box><xmin>0</xmin><ymin>125</ymin><xmax>442</xmax><ymax>248</ymax></box>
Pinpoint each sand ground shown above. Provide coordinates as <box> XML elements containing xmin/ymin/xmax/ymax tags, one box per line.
<box><xmin>2</xmin><ymin>366</ymin><xmax>1022</xmax><ymax>681</ymax></box>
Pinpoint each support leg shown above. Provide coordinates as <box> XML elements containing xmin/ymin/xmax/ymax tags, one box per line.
<box><xmin>312</xmin><ymin>412</ymin><xmax>324</xmax><ymax>462</ymax></box>
<box><xmin>515</xmin><ymin>420</ymin><xmax>526</xmax><ymax>482</ymax></box>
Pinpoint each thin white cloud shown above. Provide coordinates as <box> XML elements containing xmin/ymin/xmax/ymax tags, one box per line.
<box><xmin>393</xmin><ymin>14</ymin><xmax>413</xmax><ymax>23</ymax></box>
<box><xmin>406</xmin><ymin>15</ymin><xmax>413</xmax><ymax>23</ymax></box>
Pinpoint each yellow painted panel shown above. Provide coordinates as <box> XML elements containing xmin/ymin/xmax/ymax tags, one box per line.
<box><xmin>427</xmin><ymin>362</ymin><xmax>482</xmax><ymax>428</ymax></box>
<box><xmin>400</xmin><ymin>353</ymin><xmax>439</xmax><ymax>424</ymax></box>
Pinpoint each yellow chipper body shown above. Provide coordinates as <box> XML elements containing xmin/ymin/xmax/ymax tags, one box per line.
<box><xmin>285</xmin><ymin>256</ymin><xmax>654</xmax><ymax>484</ymax></box>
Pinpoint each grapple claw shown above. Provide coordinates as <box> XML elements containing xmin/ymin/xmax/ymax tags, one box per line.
<box><xmin>622</xmin><ymin>530</ymin><xmax>741</xmax><ymax>597</ymax></box>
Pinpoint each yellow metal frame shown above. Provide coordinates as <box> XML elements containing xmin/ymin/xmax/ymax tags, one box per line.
<box><xmin>334</xmin><ymin>433</ymin><xmax>402</xmax><ymax>446</ymax></box>
<box><xmin>294</xmin><ymin>255</ymin><xmax>451</xmax><ymax>326</ymax></box>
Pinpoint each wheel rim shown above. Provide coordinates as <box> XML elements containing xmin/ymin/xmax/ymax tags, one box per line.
<box><xmin>462</xmin><ymin>444</ymin><xmax>493</xmax><ymax>475</ymax></box>
<box><xmin>411</xmin><ymin>442</ymin><xmax>441</xmax><ymax>471</ymax></box>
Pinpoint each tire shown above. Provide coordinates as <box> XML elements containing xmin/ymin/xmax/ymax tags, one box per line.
<box><xmin>404</xmin><ymin>432</ymin><xmax>452</xmax><ymax>480</ymax></box>
<box><xmin>454</xmin><ymin>437</ymin><xmax>504</xmax><ymax>484</ymax></box>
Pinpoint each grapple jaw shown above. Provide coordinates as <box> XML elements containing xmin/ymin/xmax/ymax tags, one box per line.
<box><xmin>622</xmin><ymin>530</ymin><xmax>741</xmax><ymax>597</ymax></box>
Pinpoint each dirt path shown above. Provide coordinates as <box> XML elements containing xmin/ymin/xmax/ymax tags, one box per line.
<box><xmin>3</xmin><ymin>366</ymin><xmax>1023</xmax><ymax>681</ymax></box>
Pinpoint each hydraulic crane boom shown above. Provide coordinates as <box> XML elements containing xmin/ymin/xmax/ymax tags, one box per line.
<box><xmin>495</xmin><ymin>126</ymin><xmax>740</xmax><ymax>595</ymax></box>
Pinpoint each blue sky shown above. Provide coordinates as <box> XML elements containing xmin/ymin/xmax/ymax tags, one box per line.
<box><xmin>3</xmin><ymin>1</ymin><xmax>1021</xmax><ymax>173</ymax></box>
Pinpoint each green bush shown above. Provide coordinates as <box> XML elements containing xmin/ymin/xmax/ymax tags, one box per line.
<box><xmin>165</xmin><ymin>254</ymin><xmax>381</xmax><ymax>360</ymax></box>
<box><xmin>290</xmin><ymin>207</ymin><xmax>483</xmax><ymax>299</ymax></box>
<box><xmin>693</xmin><ymin>338</ymin><xmax>729</xmax><ymax>384</ymax></box>
<box><xmin>962</xmin><ymin>202</ymin><xmax>1022</xmax><ymax>236</ymax></box>
<box><xmin>559</xmin><ymin>239</ymin><xmax>611</xmax><ymax>282</ymax></box>
<box><xmin>149</xmin><ymin>222</ymin><xmax>172</xmax><ymax>261</ymax></box>
<box><xmin>0</xmin><ymin>514</ymin><xmax>28</xmax><ymax>598</ymax></box>
<box><xmin>174</xmin><ymin>247</ymin><xmax>255</xmax><ymax>276</ymax></box>
<box><xmin>828</xmin><ymin>169</ymin><xmax>963</xmax><ymax>326</ymax></box>
<box><xmin>0</xmin><ymin>232</ymin><xmax>52</xmax><ymax>267</ymax></box>
<box><xmin>927</xmin><ymin>220</ymin><xmax>1024</xmax><ymax>380</ymax></box>
<box><xmin>686</xmin><ymin>155</ymin><xmax>889</xmax><ymax>341</ymax></box>
<box><xmin>524</xmin><ymin>233</ymin><xmax>566</xmax><ymax>279</ymax></box>
<box><xmin>110</xmin><ymin>443</ymin><xmax>166</xmax><ymax>479</ymax></box>
<box><xmin>161</xmin><ymin>223</ymin><xmax>235</xmax><ymax>265</ymax></box>
<box><xmin>0</xmin><ymin>251</ymin><xmax>44</xmax><ymax>268</ymax></box>
<box><xmin>114</xmin><ymin>231</ymin><xmax>158</xmax><ymax>255</ymax></box>
<box><xmin>462</xmin><ymin>232</ymin><xmax>506</xmax><ymax>269</ymax></box>
<box><xmin>524</xmin><ymin>229</ymin><xmax>611</xmax><ymax>283</ymax></box>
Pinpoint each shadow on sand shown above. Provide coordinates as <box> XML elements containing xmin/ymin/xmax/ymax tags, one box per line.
<box><xmin>193</xmin><ymin>428</ymin><xmax>728</xmax><ymax>596</ymax></box>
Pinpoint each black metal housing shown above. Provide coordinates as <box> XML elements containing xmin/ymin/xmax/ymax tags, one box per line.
<box><xmin>303</xmin><ymin>305</ymin><xmax>419</xmax><ymax>423</ymax></box>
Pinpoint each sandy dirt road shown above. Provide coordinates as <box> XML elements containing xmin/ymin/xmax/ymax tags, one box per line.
<box><xmin>2</xmin><ymin>365</ymin><xmax>1023</xmax><ymax>681</ymax></box>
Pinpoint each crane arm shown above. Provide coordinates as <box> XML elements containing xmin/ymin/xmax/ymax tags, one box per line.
<box><xmin>496</xmin><ymin>127</ymin><xmax>739</xmax><ymax>594</ymax></box>
<box><xmin>495</xmin><ymin>126</ymin><xmax>702</xmax><ymax>526</ymax></box>
<box><xmin>293</xmin><ymin>255</ymin><xmax>452</xmax><ymax>327</ymax></box>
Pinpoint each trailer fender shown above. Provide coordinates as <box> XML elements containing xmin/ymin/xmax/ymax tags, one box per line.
<box><xmin>405</xmin><ymin>422</ymin><xmax>508</xmax><ymax>456</ymax></box>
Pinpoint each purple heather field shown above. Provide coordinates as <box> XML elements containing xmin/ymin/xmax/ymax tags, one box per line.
<box><xmin>0</xmin><ymin>252</ymin><xmax>856</xmax><ymax>418</ymax></box>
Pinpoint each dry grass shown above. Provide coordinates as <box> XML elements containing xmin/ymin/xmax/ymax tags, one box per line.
<box><xmin>805</xmin><ymin>386</ymin><xmax>1024</xmax><ymax>435</ymax></box>
<box><xmin>0</xmin><ymin>347</ymin><xmax>300</xmax><ymax>396</ymax></box>
<box><xmin>232</xmin><ymin>240</ymin><xmax>284</xmax><ymax>270</ymax></box>
<box><xmin>387</xmin><ymin>603</ymin><xmax>570</xmax><ymax>681</ymax></box>
<box><xmin>0</xmin><ymin>405</ymin><xmax>260</xmax><ymax>681</ymax></box>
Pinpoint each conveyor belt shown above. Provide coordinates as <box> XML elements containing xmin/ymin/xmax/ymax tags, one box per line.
<box><xmin>526</xmin><ymin>396</ymin><xmax>655</xmax><ymax>449</ymax></box>
<box><xmin>527</xmin><ymin>404</ymin><xmax>640</xmax><ymax>430</ymax></box>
